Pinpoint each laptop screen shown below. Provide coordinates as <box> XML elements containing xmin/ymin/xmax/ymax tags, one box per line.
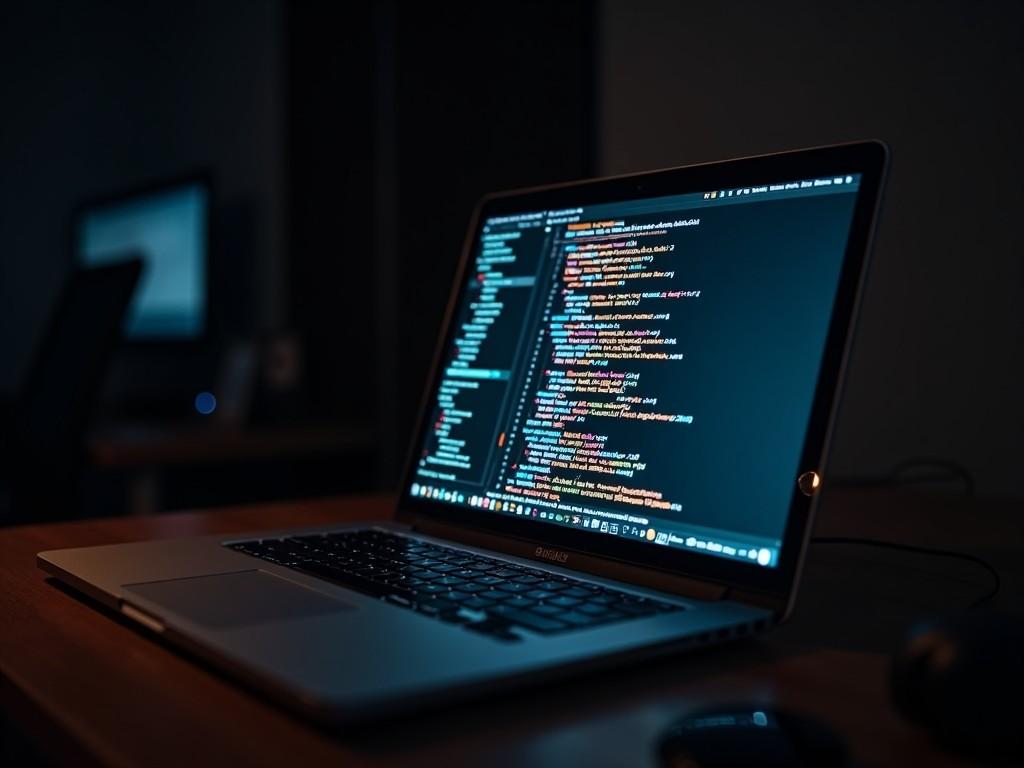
<box><xmin>406</xmin><ymin>173</ymin><xmax>862</xmax><ymax>570</ymax></box>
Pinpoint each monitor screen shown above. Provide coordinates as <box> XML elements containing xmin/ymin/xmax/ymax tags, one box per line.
<box><xmin>76</xmin><ymin>181</ymin><xmax>208</xmax><ymax>339</ymax></box>
<box><xmin>406</xmin><ymin>174</ymin><xmax>862</xmax><ymax>569</ymax></box>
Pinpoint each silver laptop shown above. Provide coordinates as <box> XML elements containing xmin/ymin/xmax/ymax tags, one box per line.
<box><xmin>39</xmin><ymin>142</ymin><xmax>888</xmax><ymax>724</ymax></box>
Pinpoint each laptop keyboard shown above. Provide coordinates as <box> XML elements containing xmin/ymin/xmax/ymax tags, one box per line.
<box><xmin>226</xmin><ymin>529</ymin><xmax>683</xmax><ymax>641</ymax></box>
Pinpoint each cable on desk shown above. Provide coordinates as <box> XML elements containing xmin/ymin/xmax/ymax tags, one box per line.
<box><xmin>811</xmin><ymin>536</ymin><xmax>1000</xmax><ymax>610</ymax></box>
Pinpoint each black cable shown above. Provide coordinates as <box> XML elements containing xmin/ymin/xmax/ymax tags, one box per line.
<box><xmin>811</xmin><ymin>536</ymin><xmax>1000</xmax><ymax>610</ymax></box>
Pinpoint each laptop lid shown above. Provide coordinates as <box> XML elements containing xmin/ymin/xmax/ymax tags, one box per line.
<box><xmin>396</xmin><ymin>142</ymin><xmax>888</xmax><ymax>604</ymax></box>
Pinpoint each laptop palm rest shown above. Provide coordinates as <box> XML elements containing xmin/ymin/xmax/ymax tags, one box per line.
<box><xmin>123</xmin><ymin>570</ymin><xmax>355</xmax><ymax>629</ymax></box>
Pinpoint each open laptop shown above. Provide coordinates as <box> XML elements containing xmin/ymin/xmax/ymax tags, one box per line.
<box><xmin>38</xmin><ymin>142</ymin><xmax>888</xmax><ymax>724</ymax></box>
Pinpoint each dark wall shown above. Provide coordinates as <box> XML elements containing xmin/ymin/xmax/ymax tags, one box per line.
<box><xmin>390</xmin><ymin>2</ymin><xmax>596</xmax><ymax>477</ymax></box>
<box><xmin>600</xmin><ymin>0</ymin><xmax>1024</xmax><ymax>498</ymax></box>
<box><xmin>287</xmin><ymin>2</ymin><xmax>596</xmax><ymax>484</ymax></box>
<box><xmin>286</xmin><ymin>1</ymin><xmax>376</xmax><ymax>425</ymax></box>
<box><xmin>0</xmin><ymin>1</ymin><xmax>286</xmax><ymax>395</ymax></box>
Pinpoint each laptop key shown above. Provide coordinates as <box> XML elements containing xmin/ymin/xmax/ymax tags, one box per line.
<box><xmin>502</xmin><ymin>596</ymin><xmax>537</xmax><ymax>610</ymax></box>
<box><xmin>496</xmin><ymin>582</ymin><xmax>531</xmax><ymax>593</ymax></box>
<box><xmin>576</xmin><ymin>602</ymin><xmax>613</xmax><ymax>616</ymax></box>
<box><xmin>511</xmin><ymin>575</ymin><xmax>543</xmax><ymax>585</ymax></box>
<box><xmin>480</xmin><ymin>590</ymin><xmax>510</xmax><ymax>601</ymax></box>
<box><xmin>437</xmin><ymin>612</ymin><xmax>470</xmax><ymax>624</ymax></box>
<box><xmin>419</xmin><ymin>597</ymin><xmax>459</xmax><ymax>613</ymax></box>
<box><xmin>533</xmin><ymin>604</ymin><xmax>564</xmax><ymax>616</ymax></box>
<box><xmin>561</xmin><ymin>587</ymin><xmax>591</xmax><ymax>598</ymax></box>
<box><xmin>525</xmin><ymin>590</ymin><xmax>557</xmax><ymax>600</ymax></box>
<box><xmin>461</xmin><ymin>597</ymin><xmax>496</xmax><ymax>610</ymax></box>
<box><xmin>486</xmin><ymin>604</ymin><xmax>521</xmax><ymax>617</ymax></box>
<box><xmin>473</xmin><ymin>575</ymin><xmax>504</xmax><ymax>586</ymax></box>
<box><xmin>547</xmin><ymin>595</ymin><xmax>581</xmax><ymax>608</ymax></box>
<box><xmin>434</xmin><ymin>576</ymin><xmax>467</xmax><ymax>587</ymax></box>
<box><xmin>387</xmin><ymin>552</ymin><xmax>418</xmax><ymax>562</ymax></box>
<box><xmin>537</xmin><ymin>581</ymin><xmax>568</xmax><ymax>592</ymax></box>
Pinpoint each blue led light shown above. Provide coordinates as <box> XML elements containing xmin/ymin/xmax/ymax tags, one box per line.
<box><xmin>194</xmin><ymin>391</ymin><xmax>217</xmax><ymax>415</ymax></box>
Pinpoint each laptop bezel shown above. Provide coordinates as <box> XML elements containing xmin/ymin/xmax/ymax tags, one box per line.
<box><xmin>395</xmin><ymin>141</ymin><xmax>888</xmax><ymax>602</ymax></box>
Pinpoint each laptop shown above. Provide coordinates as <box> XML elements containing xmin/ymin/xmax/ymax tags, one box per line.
<box><xmin>38</xmin><ymin>141</ymin><xmax>888</xmax><ymax>724</ymax></box>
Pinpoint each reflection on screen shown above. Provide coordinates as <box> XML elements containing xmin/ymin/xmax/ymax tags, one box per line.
<box><xmin>407</xmin><ymin>175</ymin><xmax>862</xmax><ymax>568</ymax></box>
<box><xmin>77</xmin><ymin>183</ymin><xmax>207</xmax><ymax>338</ymax></box>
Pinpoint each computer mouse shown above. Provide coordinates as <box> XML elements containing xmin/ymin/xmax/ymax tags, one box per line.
<box><xmin>657</xmin><ymin>706</ymin><xmax>848</xmax><ymax>768</ymax></box>
<box><xmin>890</xmin><ymin>612</ymin><xmax>1024</xmax><ymax>759</ymax></box>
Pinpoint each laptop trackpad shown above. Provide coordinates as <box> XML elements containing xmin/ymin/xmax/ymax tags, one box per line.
<box><xmin>123</xmin><ymin>570</ymin><xmax>355</xmax><ymax>628</ymax></box>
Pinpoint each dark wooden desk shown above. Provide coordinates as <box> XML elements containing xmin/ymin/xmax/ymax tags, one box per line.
<box><xmin>3</xmin><ymin>490</ymin><xmax>1016</xmax><ymax>767</ymax></box>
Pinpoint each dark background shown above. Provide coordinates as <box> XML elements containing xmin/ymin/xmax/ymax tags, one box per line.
<box><xmin>0</xmin><ymin>0</ymin><xmax>1020</xmax><ymax>519</ymax></box>
<box><xmin>600</xmin><ymin>1</ymin><xmax>1024</xmax><ymax>500</ymax></box>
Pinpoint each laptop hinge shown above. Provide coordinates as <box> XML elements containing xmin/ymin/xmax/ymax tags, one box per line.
<box><xmin>412</xmin><ymin>517</ymin><xmax>728</xmax><ymax>604</ymax></box>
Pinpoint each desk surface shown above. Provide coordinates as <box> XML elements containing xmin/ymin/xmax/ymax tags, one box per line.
<box><xmin>3</xmin><ymin>489</ymin><xmax>1018</xmax><ymax>767</ymax></box>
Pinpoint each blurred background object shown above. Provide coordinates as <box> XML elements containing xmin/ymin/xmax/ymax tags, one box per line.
<box><xmin>0</xmin><ymin>0</ymin><xmax>1021</xmax><ymax>520</ymax></box>
<box><xmin>2</xmin><ymin>260</ymin><xmax>141</xmax><ymax>523</ymax></box>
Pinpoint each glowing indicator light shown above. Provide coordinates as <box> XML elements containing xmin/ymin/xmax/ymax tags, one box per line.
<box><xmin>194</xmin><ymin>391</ymin><xmax>217</xmax><ymax>415</ymax></box>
